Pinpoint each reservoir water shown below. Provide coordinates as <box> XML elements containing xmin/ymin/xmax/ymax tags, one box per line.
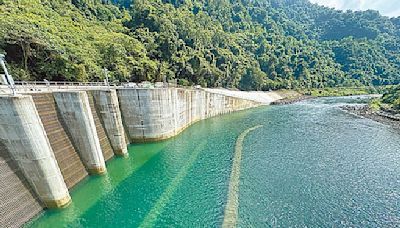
<box><xmin>29</xmin><ymin>96</ymin><xmax>400</xmax><ymax>227</ymax></box>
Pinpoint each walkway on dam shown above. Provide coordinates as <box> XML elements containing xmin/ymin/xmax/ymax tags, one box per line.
<box><xmin>0</xmin><ymin>81</ymin><xmax>287</xmax><ymax>104</ymax></box>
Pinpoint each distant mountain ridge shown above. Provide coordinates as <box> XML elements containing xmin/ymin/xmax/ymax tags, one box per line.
<box><xmin>0</xmin><ymin>0</ymin><xmax>399</xmax><ymax>90</ymax></box>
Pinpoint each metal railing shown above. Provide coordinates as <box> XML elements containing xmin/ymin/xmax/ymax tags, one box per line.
<box><xmin>0</xmin><ymin>79</ymin><xmax>204</xmax><ymax>95</ymax></box>
<box><xmin>0</xmin><ymin>81</ymin><xmax>115</xmax><ymax>94</ymax></box>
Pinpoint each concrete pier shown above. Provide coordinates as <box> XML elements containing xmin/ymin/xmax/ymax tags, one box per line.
<box><xmin>91</xmin><ymin>90</ymin><xmax>128</xmax><ymax>156</ymax></box>
<box><xmin>0</xmin><ymin>95</ymin><xmax>70</xmax><ymax>208</ymax></box>
<box><xmin>31</xmin><ymin>93</ymin><xmax>88</xmax><ymax>189</ymax></box>
<box><xmin>87</xmin><ymin>91</ymin><xmax>115</xmax><ymax>161</ymax></box>
<box><xmin>53</xmin><ymin>91</ymin><xmax>106</xmax><ymax>175</ymax></box>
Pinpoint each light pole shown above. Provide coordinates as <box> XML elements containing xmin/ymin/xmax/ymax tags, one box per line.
<box><xmin>103</xmin><ymin>68</ymin><xmax>110</xmax><ymax>90</ymax></box>
<box><xmin>0</xmin><ymin>54</ymin><xmax>16</xmax><ymax>96</ymax></box>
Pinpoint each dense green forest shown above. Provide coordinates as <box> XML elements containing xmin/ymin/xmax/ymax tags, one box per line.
<box><xmin>382</xmin><ymin>86</ymin><xmax>400</xmax><ymax>110</ymax></box>
<box><xmin>0</xmin><ymin>0</ymin><xmax>399</xmax><ymax>91</ymax></box>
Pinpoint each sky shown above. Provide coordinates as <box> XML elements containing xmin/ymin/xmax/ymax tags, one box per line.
<box><xmin>309</xmin><ymin>0</ymin><xmax>400</xmax><ymax>17</ymax></box>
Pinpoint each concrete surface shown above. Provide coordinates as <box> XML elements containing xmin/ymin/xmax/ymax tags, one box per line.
<box><xmin>0</xmin><ymin>95</ymin><xmax>70</xmax><ymax>208</ymax></box>
<box><xmin>53</xmin><ymin>91</ymin><xmax>106</xmax><ymax>175</ymax></box>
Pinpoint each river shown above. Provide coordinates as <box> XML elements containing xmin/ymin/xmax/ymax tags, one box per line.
<box><xmin>28</xmin><ymin>96</ymin><xmax>400</xmax><ymax>227</ymax></box>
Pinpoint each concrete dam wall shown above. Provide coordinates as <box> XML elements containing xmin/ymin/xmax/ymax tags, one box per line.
<box><xmin>0</xmin><ymin>88</ymin><xmax>264</xmax><ymax>226</ymax></box>
<box><xmin>117</xmin><ymin>89</ymin><xmax>259</xmax><ymax>142</ymax></box>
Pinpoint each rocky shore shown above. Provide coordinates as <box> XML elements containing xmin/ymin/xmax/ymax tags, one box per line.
<box><xmin>271</xmin><ymin>95</ymin><xmax>313</xmax><ymax>105</ymax></box>
<box><xmin>341</xmin><ymin>105</ymin><xmax>400</xmax><ymax>130</ymax></box>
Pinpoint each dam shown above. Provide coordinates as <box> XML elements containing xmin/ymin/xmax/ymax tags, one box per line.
<box><xmin>0</xmin><ymin>84</ymin><xmax>279</xmax><ymax>227</ymax></box>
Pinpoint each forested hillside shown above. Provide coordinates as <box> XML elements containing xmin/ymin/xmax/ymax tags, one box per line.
<box><xmin>382</xmin><ymin>85</ymin><xmax>400</xmax><ymax>110</ymax></box>
<box><xmin>1</xmin><ymin>0</ymin><xmax>399</xmax><ymax>90</ymax></box>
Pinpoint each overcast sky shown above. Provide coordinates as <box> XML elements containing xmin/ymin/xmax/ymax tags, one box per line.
<box><xmin>309</xmin><ymin>0</ymin><xmax>400</xmax><ymax>17</ymax></box>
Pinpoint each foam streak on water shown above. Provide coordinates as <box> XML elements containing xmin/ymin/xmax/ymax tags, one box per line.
<box><xmin>223</xmin><ymin>125</ymin><xmax>263</xmax><ymax>228</ymax></box>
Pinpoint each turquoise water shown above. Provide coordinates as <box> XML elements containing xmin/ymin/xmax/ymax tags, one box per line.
<box><xmin>29</xmin><ymin>96</ymin><xmax>400</xmax><ymax>227</ymax></box>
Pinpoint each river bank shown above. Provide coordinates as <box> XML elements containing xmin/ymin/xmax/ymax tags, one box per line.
<box><xmin>271</xmin><ymin>95</ymin><xmax>313</xmax><ymax>105</ymax></box>
<box><xmin>341</xmin><ymin>105</ymin><xmax>400</xmax><ymax>130</ymax></box>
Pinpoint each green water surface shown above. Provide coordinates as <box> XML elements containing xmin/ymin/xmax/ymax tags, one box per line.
<box><xmin>29</xmin><ymin>96</ymin><xmax>400</xmax><ymax>227</ymax></box>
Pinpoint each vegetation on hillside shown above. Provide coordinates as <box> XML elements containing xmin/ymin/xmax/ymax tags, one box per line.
<box><xmin>304</xmin><ymin>87</ymin><xmax>375</xmax><ymax>97</ymax></box>
<box><xmin>1</xmin><ymin>0</ymin><xmax>399</xmax><ymax>90</ymax></box>
<box><xmin>382</xmin><ymin>86</ymin><xmax>400</xmax><ymax>110</ymax></box>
